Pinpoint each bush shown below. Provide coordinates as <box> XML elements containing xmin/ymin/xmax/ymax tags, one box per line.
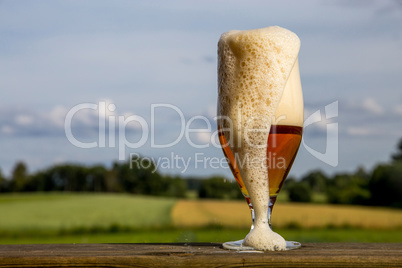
<box><xmin>198</xmin><ymin>177</ymin><xmax>243</xmax><ymax>200</ymax></box>
<box><xmin>326</xmin><ymin>173</ymin><xmax>370</xmax><ymax>205</ymax></box>
<box><xmin>369</xmin><ymin>163</ymin><xmax>402</xmax><ymax>208</ymax></box>
<box><xmin>287</xmin><ymin>181</ymin><xmax>312</xmax><ymax>202</ymax></box>
<box><xmin>301</xmin><ymin>170</ymin><xmax>328</xmax><ymax>193</ymax></box>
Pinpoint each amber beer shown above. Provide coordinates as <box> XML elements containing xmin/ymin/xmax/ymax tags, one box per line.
<box><xmin>219</xmin><ymin>125</ymin><xmax>302</xmax><ymax>203</ymax></box>
<box><xmin>267</xmin><ymin>125</ymin><xmax>302</xmax><ymax>196</ymax></box>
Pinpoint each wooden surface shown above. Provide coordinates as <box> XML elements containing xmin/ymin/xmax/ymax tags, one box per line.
<box><xmin>0</xmin><ymin>243</ymin><xmax>401</xmax><ymax>267</ymax></box>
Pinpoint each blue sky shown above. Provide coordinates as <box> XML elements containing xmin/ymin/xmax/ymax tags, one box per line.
<box><xmin>1</xmin><ymin>0</ymin><xmax>401</xmax><ymax>179</ymax></box>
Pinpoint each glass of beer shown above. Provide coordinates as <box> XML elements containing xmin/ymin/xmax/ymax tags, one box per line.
<box><xmin>217</xmin><ymin>26</ymin><xmax>303</xmax><ymax>251</ymax></box>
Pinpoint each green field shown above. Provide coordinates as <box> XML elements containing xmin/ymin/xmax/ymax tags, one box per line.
<box><xmin>2</xmin><ymin>228</ymin><xmax>402</xmax><ymax>245</ymax></box>
<box><xmin>0</xmin><ymin>193</ymin><xmax>176</xmax><ymax>235</ymax></box>
<box><xmin>0</xmin><ymin>193</ymin><xmax>401</xmax><ymax>244</ymax></box>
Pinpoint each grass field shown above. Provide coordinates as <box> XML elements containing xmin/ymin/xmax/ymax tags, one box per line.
<box><xmin>2</xmin><ymin>228</ymin><xmax>402</xmax><ymax>244</ymax></box>
<box><xmin>0</xmin><ymin>193</ymin><xmax>176</xmax><ymax>234</ymax></box>
<box><xmin>0</xmin><ymin>193</ymin><xmax>401</xmax><ymax>244</ymax></box>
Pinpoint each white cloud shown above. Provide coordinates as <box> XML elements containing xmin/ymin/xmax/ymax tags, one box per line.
<box><xmin>341</xmin><ymin>97</ymin><xmax>385</xmax><ymax>116</ymax></box>
<box><xmin>206</xmin><ymin>105</ymin><xmax>217</xmax><ymax>119</ymax></box>
<box><xmin>346</xmin><ymin>127</ymin><xmax>371</xmax><ymax>136</ymax></box>
<box><xmin>15</xmin><ymin>115</ymin><xmax>34</xmax><ymax>126</ymax></box>
<box><xmin>47</xmin><ymin>106</ymin><xmax>69</xmax><ymax>128</ymax></box>
<box><xmin>393</xmin><ymin>104</ymin><xmax>402</xmax><ymax>115</ymax></box>
<box><xmin>0</xmin><ymin>99</ymin><xmax>143</xmax><ymax>138</ymax></box>
<box><xmin>195</xmin><ymin>131</ymin><xmax>212</xmax><ymax>145</ymax></box>
<box><xmin>362</xmin><ymin>98</ymin><xmax>384</xmax><ymax>115</ymax></box>
<box><xmin>1</xmin><ymin>125</ymin><xmax>14</xmax><ymax>134</ymax></box>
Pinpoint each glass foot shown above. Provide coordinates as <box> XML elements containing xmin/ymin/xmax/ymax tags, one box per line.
<box><xmin>222</xmin><ymin>239</ymin><xmax>301</xmax><ymax>251</ymax></box>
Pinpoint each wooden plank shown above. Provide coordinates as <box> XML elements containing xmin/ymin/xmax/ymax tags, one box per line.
<box><xmin>0</xmin><ymin>243</ymin><xmax>401</xmax><ymax>267</ymax></box>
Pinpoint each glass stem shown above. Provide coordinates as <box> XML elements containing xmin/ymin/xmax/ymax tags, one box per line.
<box><xmin>249</xmin><ymin>196</ymin><xmax>277</xmax><ymax>231</ymax></box>
<box><xmin>249</xmin><ymin>203</ymin><xmax>255</xmax><ymax>230</ymax></box>
<box><xmin>268</xmin><ymin>195</ymin><xmax>277</xmax><ymax>230</ymax></box>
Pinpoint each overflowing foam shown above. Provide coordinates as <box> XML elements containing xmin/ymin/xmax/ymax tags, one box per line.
<box><xmin>218</xmin><ymin>26</ymin><xmax>301</xmax><ymax>251</ymax></box>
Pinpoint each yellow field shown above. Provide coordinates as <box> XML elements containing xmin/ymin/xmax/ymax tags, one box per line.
<box><xmin>171</xmin><ymin>200</ymin><xmax>251</xmax><ymax>228</ymax></box>
<box><xmin>171</xmin><ymin>200</ymin><xmax>402</xmax><ymax>229</ymax></box>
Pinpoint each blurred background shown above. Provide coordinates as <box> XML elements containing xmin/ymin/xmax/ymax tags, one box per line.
<box><xmin>0</xmin><ymin>0</ymin><xmax>401</xmax><ymax>244</ymax></box>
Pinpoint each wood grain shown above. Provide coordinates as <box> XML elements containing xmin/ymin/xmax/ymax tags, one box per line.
<box><xmin>0</xmin><ymin>243</ymin><xmax>401</xmax><ymax>267</ymax></box>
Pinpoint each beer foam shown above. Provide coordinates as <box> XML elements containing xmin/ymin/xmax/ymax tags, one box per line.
<box><xmin>275</xmin><ymin>58</ymin><xmax>303</xmax><ymax>127</ymax></box>
<box><xmin>244</xmin><ymin>223</ymin><xmax>287</xmax><ymax>251</ymax></box>
<box><xmin>218</xmin><ymin>26</ymin><xmax>300</xmax><ymax>251</ymax></box>
<box><xmin>218</xmin><ymin>26</ymin><xmax>302</xmax><ymax>129</ymax></box>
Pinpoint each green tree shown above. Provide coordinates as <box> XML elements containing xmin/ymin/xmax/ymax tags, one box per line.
<box><xmin>326</xmin><ymin>172</ymin><xmax>370</xmax><ymax>205</ymax></box>
<box><xmin>104</xmin><ymin>168</ymin><xmax>122</xmax><ymax>192</ymax></box>
<box><xmin>163</xmin><ymin>175</ymin><xmax>187</xmax><ymax>198</ymax></box>
<box><xmin>10</xmin><ymin>161</ymin><xmax>28</xmax><ymax>192</ymax></box>
<box><xmin>282</xmin><ymin>176</ymin><xmax>297</xmax><ymax>191</ymax></box>
<box><xmin>301</xmin><ymin>170</ymin><xmax>328</xmax><ymax>193</ymax></box>
<box><xmin>114</xmin><ymin>157</ymin><xmax>155</xmax><ymax>194</ymax></box>
<box><xmin>113</xmin><ymin>156</ymin><xmax>187</xmax><ymax>197</ymax></box>
<box><xmin>198</xmin><ymin>177</ymin><xmax>242</xmax><ymax>199</ymax></box>
<box><xmin>24</xmin><ymin>171</ymin><xmax>48</xmax><ymax>191</ymax></box>
<box><xmin>369</xmin><ymin>162</ymin><xmax>402</xmax><ymax>208</ymax></box>
<box><xmin>0</xmin><ymin>168</ymin><xmax>7</xmax><ymax>192</ymax></box>
<box><xmin>392</xmin><ymin>137</ymin><xmax>402</xmax><ymax>162</ymax></box>
<box><xmin>48</xmin><ymin>165</ymin><xmax>89</xmax><ymax>191</ymax></box>
<box><xmin>113</xmin><ymin>161</ymin><xmax>140</xmax><ymax>194</ymax></box>
<box><xmin>287</xmin><ymin>181</ymin><xmax>312</xmax><ymax>202</ymax></box>
<box><xmin>87</xmin><ymin>165</ymin><xmax>107</xmax><ymax>192</ymax></box>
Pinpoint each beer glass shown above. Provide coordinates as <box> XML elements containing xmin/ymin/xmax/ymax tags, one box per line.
<box><xmin>218</xmin><ymin>55</ymin><xmax>303</xmax><ymax>251</ymax></box>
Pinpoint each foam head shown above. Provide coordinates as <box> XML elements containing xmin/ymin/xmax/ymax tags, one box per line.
<box><xmin>218</xmin><ymin>26</ymin><xmax>301</xmax><ymax>133</ymax></box>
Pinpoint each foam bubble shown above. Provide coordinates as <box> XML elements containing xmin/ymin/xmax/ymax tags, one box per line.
<box><xmin>218</xmin><ymin>26</ymin><xmax>301</xmax><ymax>251</ymax></box>
<box><xmin>244</xmin><ymin>224</ymin><xmax>287</xmax><ymax>251</ymax></box>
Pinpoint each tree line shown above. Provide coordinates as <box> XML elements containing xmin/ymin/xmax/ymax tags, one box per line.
<box><xmin>1</xmin><ymin>139</ymin><xmax>401</xmax><ymax>208</ymax></box>
<box><xmin>283</xmin><ymin>138</ymin><xmax>402</xmax><ymax>208</ymax></box>
<box><xmin>196</xmin><ymin>138</ymin><xmax>402</xmax><ymax>208</ymax></box>
<box><xmin>0</xmin><ymin>155</ymin><xmax>186</xmax><ymax>198</ymax></box>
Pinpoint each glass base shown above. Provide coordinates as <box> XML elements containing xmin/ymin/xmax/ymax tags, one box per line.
<box><xmin>222</xmin><ymin>239</ymin><xmax>301</xmax><ymax>251</ymax></box>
